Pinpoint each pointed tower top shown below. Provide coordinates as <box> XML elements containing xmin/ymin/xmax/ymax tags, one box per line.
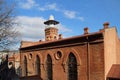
<box><xmin>44</xmin><ymin>15</ymin><xmax>59</xmax><ymax>25</ymax></box>
<box><xmin>49</xmin><ymin>15</ymin><xmax>54</xmax><ymax>20</ymax></box>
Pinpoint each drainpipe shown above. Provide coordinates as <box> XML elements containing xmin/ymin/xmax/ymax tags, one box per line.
<box><xmin>86</xmin><ymin>36</ymin><xmax>90</xmax><ymax>80</ymax></box>
<box><xmin>84</xmin><ymin>27</ymin><xmax>90</xmax><ymax>80</ymax></box>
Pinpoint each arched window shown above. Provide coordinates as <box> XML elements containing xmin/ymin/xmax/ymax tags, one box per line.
<box><xmin>35</xmin><ymin>55</ymin><xmax>40</xmax><ymax>75</ymax></box>
<box><xmin>24</xmin><ymin>56</ymin><xmax>27</xmax><ymax>76</ymax></box>
<box><xmin>67</xmin><ymin>53</ymin><xmax>78</xmax><ymax>80</ymax></box>
<box><xmin>46</xmin><ymin>54</ymin><xmax>52</xmax><ymax>80</ymax></box>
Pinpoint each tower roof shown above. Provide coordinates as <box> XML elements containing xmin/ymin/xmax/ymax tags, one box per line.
<box><xmin>49</xmin><ymin>15</ymin><xmax>54</xmax><ymax>20</ymax></box>
<box><xmin>44</xmin><ymin>15</ymin><xmax>59</xmax><ymax>25</ymax></box>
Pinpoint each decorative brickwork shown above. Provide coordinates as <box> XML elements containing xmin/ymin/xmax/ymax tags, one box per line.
<box><xmin>20</xmin><ymin>17</ymin><xmax>120</xmax><ymax>80</ymax></box>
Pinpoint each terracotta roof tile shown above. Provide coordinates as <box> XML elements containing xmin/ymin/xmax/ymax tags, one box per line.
<box><xmin>20</xmin><ymin>31</ymin><xmax>103</xmax><ymax>49</ymax></box>
<box><xmin>107</xmin><ymin>64</ymin><xmax>120</xmax><ymax>79</ymax></box>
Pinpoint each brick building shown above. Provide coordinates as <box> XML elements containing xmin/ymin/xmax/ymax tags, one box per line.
<box><xmin>20</xmin><ymin>15</ymin><xmax>120</xmax><ymax>80</ymax></box>
<box><xmin>0</xmin><ymin>51</ymin><xmax>20</xmax><ymax>75</ymax></box>
<box><xmin>8</xmin><ymin>52</ymin><xmax>21</xmax><ymax>76</ymax></box>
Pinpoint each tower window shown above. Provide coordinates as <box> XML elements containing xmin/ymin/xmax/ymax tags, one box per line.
<box><xmin>67</xmin><ymin>53</ymin><xmax>78</xmax><ymax>80</ymax></box>
<box><xmin>46</xmin><ymin>54</ymin><xmax>53</xmax><ymax>80</ymax></box>
<box><xmin>54</xmin><ymin>36</ymin><xmax>57</xmax><ymax>39</ymax></box>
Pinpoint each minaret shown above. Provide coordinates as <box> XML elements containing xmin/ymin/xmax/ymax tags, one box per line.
<box><xmin>44</xmin><ymin>15</ymin><xmax>59</xmax><ymax>41</ymax></box>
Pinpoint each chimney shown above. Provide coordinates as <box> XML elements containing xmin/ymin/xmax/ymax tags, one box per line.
<box><xmin>103</xmin><ymin>22</ymin><xmax>109</xmax><ymax>29</ymax></box>
<box><xmin>59</xmin><ymin>34</ymin><xmax>62</xmax><ymax>39</ymax></box>
<box><xmin>39</xmin><ymin>40</ymin><xmax>42</xmax><ymax>42</ymax></box>
<box><xmin>84</xmin><ymin>27</ymin><xmax>89</xmax><ymax>34</ymax></box>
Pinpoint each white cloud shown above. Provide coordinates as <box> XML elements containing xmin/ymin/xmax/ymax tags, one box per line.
<box><xmin>18</xmin><ymin>1</ymin><xmax>85</xmax><ymax>21</ymax></box>
<box><xmin>38</xmin><ymin>3</ymin><xmax>84</xmax><ymax>21</ymax></box>
<box><xmin>19</xmin><ymin>0</ymin><xmax>38</xmax><ymax>9</ymax></box>
<box><xmin>63</xmin><ymin>10</ymin><xmax>76</xmax><ymax>19</ymax></box>
<box><xmin>38</xmin><ymin>3</ymin><xmax>59</xmax><ymax>11</ymax></box>
<box><xmin>58</xmin><ymin>24</ymin><xmax>72</xmax><ymax>32</ymax></box>
<box><xmin>78</xmin><ymin>17</ymin><xmax>84</xmax><ymax>21</ymax></box>
<box><xmin>15</xmin><ymin>16</ymin><xmax>72</xmax><ymax>41</ymax></box>
<box><xmin>63</xmin><ymin>10</ymin><xmax>85</xmax><ymax>21</ymax></box>
<box><xmin>15</xmin><ymin>16</ymin><xmax>45</xmax><ymax>41</ymax></box>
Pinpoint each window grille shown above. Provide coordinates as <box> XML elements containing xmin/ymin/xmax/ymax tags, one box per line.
<box><xmin>36</xmin><ymin>55</ymin><xmax>40</xmax><ymax>75</ymax></box>
<box><xmin>67</xmin><ymin>53</ymin><xmax>78</xmax><ymax>80</ymax></box>
<box><xmin>46</xmin><ymin>54</ymin><xmax>52</xmax><ymax>80</ymax></box>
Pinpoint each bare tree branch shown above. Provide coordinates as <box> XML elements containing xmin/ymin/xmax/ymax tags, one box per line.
<box><xmin>0</xmin><ymin>0</ymin><xmax>20</xmax><ymax>50</ymax></box>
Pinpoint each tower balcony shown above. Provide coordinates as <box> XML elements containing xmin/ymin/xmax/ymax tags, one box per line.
<box><xmin>45</xmin><ymin>25</ymin><xmax>58</xmax><ymax>29</ymax></box>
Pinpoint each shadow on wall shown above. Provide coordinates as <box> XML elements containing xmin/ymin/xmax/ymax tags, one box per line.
<box><xmin>20</xmin><ymin>75</ymin><xmax>42</xmax><ymax>80</ymax></box>
<box><xmin>0</xmin><ymin>55</ymin><xmax>20</xmax><ymax>80</ymax></box>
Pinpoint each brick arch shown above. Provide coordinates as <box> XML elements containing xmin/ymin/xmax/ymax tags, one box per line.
<box><xmin>35</xmin><ymin>55</ymin><xmax>41</xmax><ymax>75</ymax></box>
<box><xmin>24</xmin><ymin>55</ymin><xmax>27</xmax><ymax>60</ymax></box>
<box><xmin>23</xmin><ymin>53</ymin><xmax>32</xmax><ymax>62</ymax></box>
<box><xmin>34</xmin><ymin>53</ymin><xmax>43</xmax><ymax>64</ymax></box>
<box><xmin>67</xmin><ymin>53</ymin><xmax>78</xmax><ymax>80</ymax></box>
<box><xmin>43</xmin><ymin>50</ymin><xmax>55</xmax><ymax>64</ymax></box>
<box><xmin>23</xmin><ymin>54</ymin><xmax>28</xmax><ymax>62</ymax></box>
<box><xmin>23</xmin><ymin>55</ymin><xmax>28</xmax><ymax>76</ymax></box>
<box><xmin>63</xmin><ymin>48</ymin><xmax>81</xmax><ymax>65</ymax></box>
<box><xmin>45</xmin><ymin>54</ymin><xmax>53</xmax><ymax>80</ymax></box>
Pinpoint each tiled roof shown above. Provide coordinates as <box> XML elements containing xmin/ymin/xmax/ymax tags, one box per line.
<box><xmin>20</xmin><ymin>31</ymin><xmax>103</xmax><ymax>49</ymax></box>
<box><xmin>107</xmin><ymin>64</ymin><xmax>120</xmax><ymax>79</ymax></box>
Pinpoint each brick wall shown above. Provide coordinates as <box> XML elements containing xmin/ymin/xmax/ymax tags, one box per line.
<box><xmin>20</xmin><ymin>75</ymin><xmax>42</xmax><ymax>80</ymax></box>
<box><xmin>20</xmin><ymin>32</ymin><xmax>105</xmax><ymax>80</ymax></box>
<box><xmin>20</xmin><ymin>44</ymin><xmax>88</xmax><ymax>80</ymax></box>
<box><xmin>89</xmin><ymin>42</ymin><xmax>104</xmax><ymax>80</ymax></box>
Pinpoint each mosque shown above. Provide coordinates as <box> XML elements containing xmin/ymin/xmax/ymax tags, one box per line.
<box><xmin>20</xmin><ymin>15</ymin><xmax>120</xmax><ymax>80</ymax></box>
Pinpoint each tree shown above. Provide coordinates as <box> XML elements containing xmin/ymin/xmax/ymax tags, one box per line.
<box><xmin>0</xmin><ymin>0</ymin><xmax>20</xmax><ymax>50</ymax></box>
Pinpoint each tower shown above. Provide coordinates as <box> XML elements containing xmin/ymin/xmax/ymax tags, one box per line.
<box><xmin>44</xmin><ymin>15</ymin><xmax>59</xmax><ymax>41</ymax></box>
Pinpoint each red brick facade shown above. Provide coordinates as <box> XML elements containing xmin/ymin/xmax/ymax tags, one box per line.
<box><xmin>20</xmin><ymin>75</ymin><xmax>42</xmax><ymax>80</ymax></box>
<box><xmin>20</xmin><ymin>16</ymin><xmax>120</xmax><ymax>80</ymax></box>
<box><xmin>20</xmin><ymin>33</ymin><xmax>105</xmax><ymax>80</ymax></box>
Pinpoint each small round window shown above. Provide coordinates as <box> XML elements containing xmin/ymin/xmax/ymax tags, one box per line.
<box><xmin>55</xmin><ymin>51</ymin><xmax>62</xmax><ymax>60</ymax></box>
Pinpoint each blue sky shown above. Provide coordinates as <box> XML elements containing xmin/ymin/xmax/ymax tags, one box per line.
<box><xmin>11</xmin><ymin>0</ymin><xmax>120</xmax><ymax>41</ymax></box>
